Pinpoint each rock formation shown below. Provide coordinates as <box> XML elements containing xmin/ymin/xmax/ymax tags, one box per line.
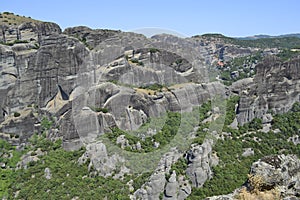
<box><xmin>237</xmin><ymin>56</ymin><xmax>300</xmax><ymax>124</ymax></box>
<box><xmin>1</xmin><ymin>14</ymin><xmax>300</xmax><ymax>200</ymax></box>
<box><xmin>206</xmin><ymin>154</ymin><xmax>300</xmax><ymax>200</ymax></box>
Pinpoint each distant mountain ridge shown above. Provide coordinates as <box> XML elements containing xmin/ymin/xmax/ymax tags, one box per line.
<box><xmin>237</xmin><ymin>33</ymin><xmax>300</xmax><ymax>40</ymax></box>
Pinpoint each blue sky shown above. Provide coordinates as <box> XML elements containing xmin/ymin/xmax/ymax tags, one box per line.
<box><xmin>1</xmin><ymin>0</ymin><xmax>299</xmax><ymax>37</ymax></box>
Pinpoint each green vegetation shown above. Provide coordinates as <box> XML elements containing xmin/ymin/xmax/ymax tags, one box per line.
<box><xmin>106</xmin><ymin>111</ymin><xmax>181</xmax><ymax>152</ymax></box>
<box><xmin>130</xmin><ymin>58</ymin><xmax>144</xmax><ymax>66</ymax></box>
<box><xmin>140</xmin><ymin>83</ymin><xmax>164</xmax><ymax>91</ymax></box>
<box><xmin>132</xmin><ymin>171</ymin><xmax>152</xmax><ymax>191</ymax></box>
<box><xmin>233</xmin><ymin>37</ymin><xmax>300</xmax><ymax>49</ymax></box>
<box><xmin>0</xmin><ymin>12</ymin><xmax>40</xmax><ymax>26</ymax></box>
<box><xmin>276</xmin><ymin>48</ymin><xmax>300</xmax><ymax>61</ymax></box>
<box><xmin>89</xmin><ymin>106</ymin><xmax>109</xmax><ymax>113</ymax></box>
<box><xmin>0</xmin><ymin>140</ymin><xmax>26</xmax><ymax>198</ymax></box>
<box><xmin>0</xmin><ymin>39</ymin><xmax>29</xmax><ymax>46</ymax></box>
<box><xmin>149</xmin><ymin>48</ymin><xmax>160</xmax><ymax>53</ymax></box>
<box><xmin>108</xmin><ymin>79</ymin><xmax>118</xmax><ymax>85</ymax></box>
<box><xmin>272</xmin><ymin>102</ymin><xmax>300</xmax><ymax>137</ymax></box>
<box><xmin>73</xmin><ymin>34</ymin><xmax>93</xmax><ymax>50</ymax></box>
<box><xmin>169</xmin><ymin>157</ymin><xmax>188</xmax><ymax>177</ymax></box>
<box><xmin>1</xmin><ymin>129</ymin><xmax>132</xmax><ymax>199</ymax></box>
<box><xmin>195</xmin><ymin>34</ymin><xmax>300</xmax><ymax>49</ymax></box>
<box><xmin>13</xmin><ymin>112</ymin><xmax>21</xmax><ymax>117</ymax></box>
<box><xmin>218</xmin><ymin>53</ymin><xmax>262</xmax><ymax>85</ymax></box>
<box><xmin>187</xmin><ymin>101</ymin><xmax>300</xmax><ymax>199</ymax></box>
<box><xmin>1</xmin><ymin>98</ymin><xmax>299</xmax><ymax>199</ymax></box>
<box><xmin>41</xmin><ymin>116</ymin><xmax>53</xmax><ymax>131</ymax></box>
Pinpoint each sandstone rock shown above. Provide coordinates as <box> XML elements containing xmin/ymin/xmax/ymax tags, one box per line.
<box><xmin>288</xmin><ymin>135</ymin><xmax>300</xmax><ymax>145</ymax></box>
<box><xmin>44</xmin><ymin>167</ymin><xmax>52</xmax><ymax>180</ymax></box>
<box><xmin>237</xmin><ymin>57</ymin><xmax>300</xmax><ymax>125</ymax></box>
<box><xmin>78</xmin><ymin>141</ymin><xmax>127</xmax><ymax>177</ymax></box>
<box><xmin>133</xmin><ymin>148</ymin><xmax>182</xmax><ymax>200</ymax></box>
<box><xmin>249</xmin><ymin>154</ymin><xmax>300</xmax><ymax>197</ymax></box>
<box><xmin>164</xmin><ymin>171</ymin><xmax>179</xmax><ymax>199</ymax></box>
<box><xmin>229</xmin><ymin>117</ymin><xmax>238</xmax><ymax>129</ymax></box>
<box><xmin>242</xmin><ymin>148</ymin><xmax>254</xmax><ymax>157</ymax></box>
<box><xmin>116</xmin><ymin>135</ymin><xmax>129</xmax><ymax>149</ymax></box>
<box><xmin>186</xmin><ymin>140</ymin><xmax>217</xmax><ymax>188</ymax></box>
<box><xmin>0</xmin><ymin>108</ymin><xmax>39</xmax><ymax>143</ymax></box>
<box><xmin>16</xmin><ymin>151</ymin><xmax>40</xmax><ymax>169</ymax></box>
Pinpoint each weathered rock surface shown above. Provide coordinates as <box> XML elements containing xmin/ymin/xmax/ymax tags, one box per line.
<box><xmin>186</xmin><ymin>139</ymin><xmax>219</xmax><ymax>188</ymax></box>
<box><xmin>250</xmin><ymin>154</ymin><xmax>300</xmax><ymax>198</ymax></box>
<box><xmin>237</xmin><ymin>56</ymin><xmax>300</xmax><ymax>124</ymax></box>
<box><xmin>1</xmin><ymin>21</ymin><xmax>61</xmax><ymax>44</ymax></box>
<box><xmin>205</xmin><ymin>154</ymin><xmax>300</xmax><ymax>200</ymax></box>
<box><xmin>133</xmin><ymin>148</ymin><xmax>183</xmax><ymax>200</ymax></box>
<box><xmin>78</xmin><ymin>141</ymin><xmax>128</xmax><ymax>177</ymax></box>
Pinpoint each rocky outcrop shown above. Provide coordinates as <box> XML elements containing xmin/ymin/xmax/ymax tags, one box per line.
<box><xmin>186</xmin><ymin>139</ymin><xmax>219</xmax><ymax>188</ymax></box>
<box><xmin>1</xmin><ymin>21</ymin><xmax>61</xmax><ymax>43</ymax></box>
<box><xmin>237</xmin><ymin>56</ymin><xmax>300</xmax><ymax>124</ymax></box>
<box><xmin>205</xmin><ymin>154</ymin><xmax>300</xmax><ymax>200</ymax></box>
<box><xmin>1</xmin><ymin>19</ymin><xmax>252</xmax><ymax>147</ymax></box>
<box><xmin>0</xmin><ymin>108</ymin><xmax>39</xmax><ymax>143</ymax></box>
<box><xmin>164</xmin><ymin>172</ymin><xmax>192</xmax><ymax>200</ymax></box>
<box><xmin>133</xmin><ymin>148</ymin><xmax>183</xmax><ymax>200</ymax></box>
<box><xmin>63</xmin><ymin>26</ymin><xmax>120</xmax><ymax>49</ymax></box>
<box><xmin>250</xmin><ymin>154</ymin><xmax>300</xmax><ymax>198</ymax></box>
<box><xmin>78</xmin><ymin>141</ymin><xmax>128</xmax><ymax>177</ymax></box>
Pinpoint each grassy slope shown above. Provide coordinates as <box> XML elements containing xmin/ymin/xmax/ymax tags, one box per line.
<box><xmin>0</xmin><ymin>12</ymin><xmax>41</xmax><ymax>26</ymax></box>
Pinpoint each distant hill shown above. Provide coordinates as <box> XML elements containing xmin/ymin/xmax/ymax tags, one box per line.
<box><xmin>193</xmin><ymin>33</ymin><xmax>300</xmax><ymax>49</ymax></box>
<box><xmin>237</xmin><ymin>33</ymin><xmax>300</xmax><ymax>40</ymax></box>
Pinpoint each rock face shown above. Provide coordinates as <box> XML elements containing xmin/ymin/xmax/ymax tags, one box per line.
<box><xmin>132</xmin><ymin>148</ymin><xmax>192</xmax><ymax>200</ymax></box>
<box><xmin>205</xmin><ymin>154</ymin><xmax>300</xmax><ymax>200</ymax></box>
<box><xmin>237</xmin><ymin>56</ymin><xmax>300</xmax><ymax>124</ymax></box>
<box><xmin>0</xmin><ymin>21</ymin><xmax>61</xmax><ymax>44</ymax></box>
<box><xmin>186</xmin><ymin>139</ymin><xmax>218</xmax><ymax>188</ymax></box>
<box><xmin>78</xmin><ymin>141</ymin><xmax>128</xmax><ymax>177</ymax></box>
<box><xmin>250</xmin><ymin>154</ymin><xmax>300</xmax><ymax>198</ymax></box>
<box><xmin>1</xmin><ymin>16</ymin><xmax>300</xmax><ymax>200</ymax></box>
<box><xmin>0</xmin><ymin>19</ymin><xmax>229</xmax><ymax>148</ymax></box>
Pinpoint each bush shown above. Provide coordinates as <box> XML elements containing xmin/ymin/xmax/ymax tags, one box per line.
<box><xmin>41</xmin><ymin>117</ymin><xmax>53</xmax><ymax>130</ymax></box>
<box><xmin>141</xmin><ymin>83</ymin><xmax>164</xmax><ymax>91</ymax></box>
<box><xmin>107</xmin><ymin>111</ymin><xmax>181</xmax><ymax>153</ymax></box>
<box><xmin>89</xmin><ymin>106</ymin><xmax>109</xmax><ymax>113</ymax></box>
<box><xmin>149</xmin><ymin>48</ymin><xmax>159</xmax><ymax>53</ymax></box>
<box><xmin>13</xmin><ymin>112</ymin><xmax>21</xmax><ymax>117</ymax></box>
<box><xmin>130</xmin><ymin>58</ymin><xmax>144</xmax><ymax>66</ymax></box>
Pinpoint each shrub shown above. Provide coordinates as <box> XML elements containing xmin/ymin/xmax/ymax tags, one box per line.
<box><xmin>149</xmin><ymin>48</ymin><xmax>159</xmax><ymax>53</ymax></box>
<box><xmin>13</xmin><ymin>112</ymin><xmax>21</xmax><ymax>117</ymax></box>
<box><xmin>141</xmin><ymin>83</ymin><xmax>164</xmax><ymax>91</ymax></box>
<box><xmin>90</xmin><ymin>107</ymin><xmax>108</xmax><ymax>113</ymax></box>
<box><xmin>41</xmin><ymin>117</ymin><xmax>53</xmax><ymax>130</ymax></box>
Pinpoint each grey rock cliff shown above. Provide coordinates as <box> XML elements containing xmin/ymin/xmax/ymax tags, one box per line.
<box><xmin>237</xmin><ymin>56</ymin><xmax>300</xmax><ymax>124</ymax></box>
<box><xmin>186</xmin><ymin>139</ymin><xmax>219</xmax><ymax>188</ymax></box>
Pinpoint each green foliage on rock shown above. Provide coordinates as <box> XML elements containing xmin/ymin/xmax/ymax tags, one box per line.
<box><xmin>1</xmin><ymin>136</ymin><xmax>131</xmax><ymax>200</ymax></box>
<box><xmin>107</xmin><ymin>111</ymin><xmax>181</xmax><ymax>152</ymax></box>
<box><xmin>218</xmin><ymin>53</ymin><xmax>262</xmax><ymax>85</ymax></box>
<box><xmin>141</xmin><ymin>83</ymin><xmax>164</xmax><ymax>91</ymax></box>
<box><xmin>187</xmin><ymin>101</ymin><xmax>300</xmax><ymax>199</ymax></box>
<box><xmin>89</xmin><ymin>106</ymin><xmax>109</xmax><ymax>113</ymax></box>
